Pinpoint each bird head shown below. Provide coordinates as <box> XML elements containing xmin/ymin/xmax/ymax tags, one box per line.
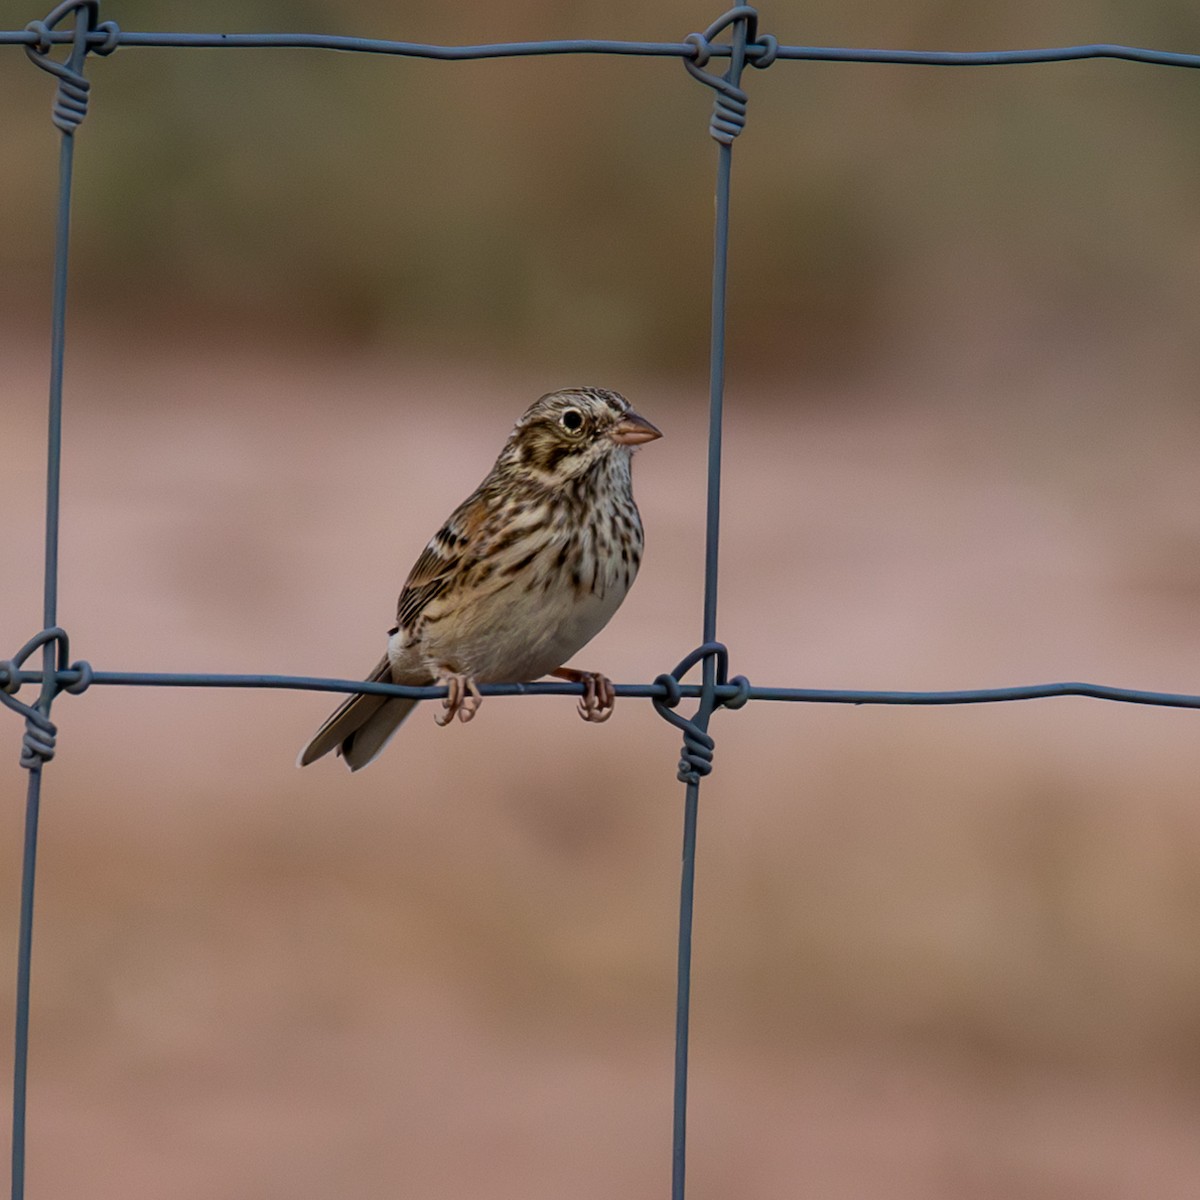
<box><xmin>502</xmin><ymin>387</ymin><xmax>662</xmax><ymax>486</ymax></box>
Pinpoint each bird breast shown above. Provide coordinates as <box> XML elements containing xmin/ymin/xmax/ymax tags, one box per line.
<box><xmin>388</xmin><ymin>446</ymin><xmax>644</xmax><ymax>685</ymax></box>
<box><xmin>395</xmin><ymin>504</ymin><xmax>638</xmax><ymax>685</ymax></box>
<box><xmin>430</xmin><ymin>525</ymin><xmax>636</xmax><ymax>682</ymax></box>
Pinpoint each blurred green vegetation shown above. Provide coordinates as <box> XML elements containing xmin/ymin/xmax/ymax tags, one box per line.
<box><xmin>3</xmin><ymin>0</ymin><xmax>1200</xmax><ymax>376</ymax></box>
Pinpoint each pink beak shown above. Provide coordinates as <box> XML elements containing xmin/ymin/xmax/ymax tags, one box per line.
<box><xmin>611</xmin><ymin>410</ymin><xmax>663</xmax><ymax>446</ymax></box>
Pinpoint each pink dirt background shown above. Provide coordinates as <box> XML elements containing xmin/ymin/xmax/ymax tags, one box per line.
<box><xmin>6</xmin><ymin>3</ymin><xmax>1200</xmax><ymax>1196</ymax></box>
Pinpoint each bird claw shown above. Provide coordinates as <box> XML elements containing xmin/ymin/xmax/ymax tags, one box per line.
<box><xmin>574</xmin><ymin>671</ymin><xmax>615</xmax><ymax>723</ymax></box>
<box><xmin>435</xmin><ymin>673</ymin><xmax>482</xmax><ymax>726</ymax></box>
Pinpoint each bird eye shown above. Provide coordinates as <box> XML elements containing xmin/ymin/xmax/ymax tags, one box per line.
<box><xmin>560</xmin><ymin>408</ymin><xmax>585</xmax><ymax>434</ymax></box>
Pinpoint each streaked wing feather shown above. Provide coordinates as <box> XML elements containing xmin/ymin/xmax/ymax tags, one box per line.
<box><xmin>396</xmin><ymin>570</ymin><xmax>455</xmax><ymax>628</ymax></box>
<box><xmin>395</xmin><ymin>493</ymin><xmax>489</xmax><ymax>629</ymax></box>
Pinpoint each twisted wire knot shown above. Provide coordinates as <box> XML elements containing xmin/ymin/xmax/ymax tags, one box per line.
<box><xmin>0</xmin><ymin>661</ymin><xmax>19</xmax><ymax>696</ymax></box>
<box><xmin>706</xmin><ymin>77</ymin><xmax>749</xmax><ymax>145</ymax></box>
<box><xmin>24</xmin><ymin>1</ymin><xmax>118</xmax><ymax>133</ymax></box>
<box><xmin>683</xmin><ymin>31</ymin><xmax>713</xmax><ymax>70</ymax></box>
<box><xmin>64</xmin><ymin>659</ymin><xmax>94</xmax><ymax>694</ymax></box>
<box><xmin>679</xmin><ymin>723</ymin><xmax>717</xmax><ymax>782</ymax></box>
<box><xmin>653</xmin><ymin>672</ymin><xmax>683</xmax><ymax>709</ymax></box>
<box><xmin>0</xmin><ymin>627</ymin><xmax>92</xmax><ymax>770</ymax></box>
<box><xmin>750</xmin><ymin>33</ymin><xmax>778</xmax><ymax>69</ymax></box>
<box><xmin>91</xmin><ymin>18</ymin><xmax>119</xmax><ymax>55</ymax></box>
<box><xmin>24</xmin><ymin>18</ymin><xmax>53</xmax><ymax>54</ymax></box>
<box><xmin>653</xmin><ymin>642</ymin><xmax>751</xmax><ymax>784</ymax></box>
<box><xmin>19</xmin><ymin>709</ymin><xmax>58</xmax><ymax>770</ymax></box>
<box><xmin>723</xmin><ymin>673</ymin><xmax>752</xmax><ymax>709</ymax></box>
<box><xmin>683</xmin><ymin>5</ymin><xmax>774</xmax><ymax>144</ymax></box>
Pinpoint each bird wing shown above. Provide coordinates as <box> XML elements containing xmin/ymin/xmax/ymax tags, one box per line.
<box><xmin>395</xmin><ymin>490</ymin><xmax>491</xmax><ymax>630</ymax></box>
<box><xmin>395</xmin><ymin>544</ymin><xmax>458</xmax><ymax>629</ymax></box>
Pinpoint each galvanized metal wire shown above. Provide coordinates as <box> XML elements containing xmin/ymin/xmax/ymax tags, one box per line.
<box><xmin>6</xmin><ymin>4</ymin><xmax>1200</xmax><ymax>1198</ymax></box>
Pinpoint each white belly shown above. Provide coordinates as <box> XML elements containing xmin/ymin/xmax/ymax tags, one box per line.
<box><xmin>430</xmin><ymin>567</ymin><xmax>628</xmax><ymax>681</ymax></box>
<box><xmin>391</xmin><ymin>540</ymin><xmax>631</xmax><ymax>683</ymax></box>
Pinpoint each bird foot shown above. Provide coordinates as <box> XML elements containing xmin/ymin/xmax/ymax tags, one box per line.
<box><xmin>434</xmin><ymin>672</ymin><xmax>482</xmax><ymax>725</ymax></box>
<box><xmin>553</xmin><ymin>668</ymin><xmax>615</xmax><ymax>723</ymax></box>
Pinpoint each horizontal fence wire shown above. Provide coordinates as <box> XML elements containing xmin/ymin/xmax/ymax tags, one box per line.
<box><xmin>6</xmin><ymin>5</ymin><xmax>1200</xmax><ymax>1200</ymax></box>
<box><xmin>6</xmin><ymin>26</ymin><xmax>1200</xmax><ymax>69</ymax></box>
<box><xmin>11</xmin><ymin>671</ymin><xmax>1200</xmax><ymax>709</ymax></box>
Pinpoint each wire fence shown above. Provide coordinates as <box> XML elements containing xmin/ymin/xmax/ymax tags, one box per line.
<box><xmin>4</xmin><ymin>3</ymin><xmax>1200</xmax><ymax>1197</ymax></box>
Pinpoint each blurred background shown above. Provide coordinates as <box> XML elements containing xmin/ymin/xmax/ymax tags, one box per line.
<box><xmin>5</xmin><ymin>1</ymin><xmax>1200</xmax><ymax>1196</ymax></box>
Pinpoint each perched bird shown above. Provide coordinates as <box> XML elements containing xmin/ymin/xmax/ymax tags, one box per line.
<box><xmin>299</xmin><ymin>387</ymin><xmax>661</xmax><ymax>771</ymax></box>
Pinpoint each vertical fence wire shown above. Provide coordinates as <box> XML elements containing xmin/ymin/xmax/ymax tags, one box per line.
<box><xmin>672</xmin><ymin>17</ymin><xmax>750</xmax><ymax>1198</ymax></box>
<box><xmin>12</xmin><ymin>136</ymin><xmax>70</xmax><ymax>1200</ymax></box>
<box><xmin>10</xmin><ymin>773</ymin><xmax>40</xmax><ymax>1200</ymax></box>
<box><xmin>9</xmin><ymin>6</ymin><xmax>98</xmax><ymax>1196</ymax></box>
<box><xmin>11</xmin><ymin>108</ymin><xmax>75</xmax><ymax>1200</ymax></box>
<box><xmin>672</xmin><ymin>780</ymin><xmax>701</xmax><ymax>1198</ymax></box>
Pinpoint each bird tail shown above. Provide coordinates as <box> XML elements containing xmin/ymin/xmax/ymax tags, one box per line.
<box><xmin>297</xmin><ymin>656</ymin><xmax>418</xmax><ymax>772</ymax></box>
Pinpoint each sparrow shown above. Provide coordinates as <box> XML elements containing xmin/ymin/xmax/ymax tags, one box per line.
<box><xmin>299</xmin><ymin>387</ymin><xmax>661</xmax><ymax>770</ymax></box>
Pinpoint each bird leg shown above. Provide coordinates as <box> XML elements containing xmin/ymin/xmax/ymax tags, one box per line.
<box><xmin>552</xmin><ymin>667</ymin><xmax>615</xmax><ymax>723</ymax></box>
<box><xmin>434</xmin><ymin>671</ymin><xmax>482</xmax><ymax>725</ymax></box>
